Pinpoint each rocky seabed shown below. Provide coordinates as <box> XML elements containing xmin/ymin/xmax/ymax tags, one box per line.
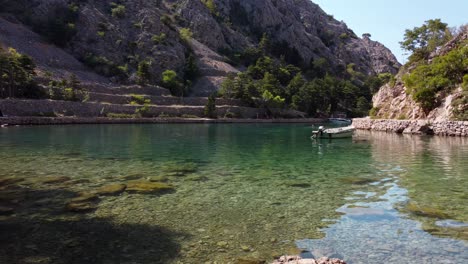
<box><xmin>353</xmin><ymin>118</ymin><xmax>468</xmax><ymax>137</ymax></box>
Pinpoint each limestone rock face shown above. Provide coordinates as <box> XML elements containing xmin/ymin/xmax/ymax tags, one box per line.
<box><xmin>1</xmin><ymin>0</ymin><xmax>400</xmax><ymax>96</ymax></box>
<box><xmin>372</xmin><ymin>27</ymin><xmax>467</xmax><ymax>121</ymax></box>
<box><xmin>362</xmin><ymin>35</ymin><xmax>401</xmax><ymax>74</ymax></box>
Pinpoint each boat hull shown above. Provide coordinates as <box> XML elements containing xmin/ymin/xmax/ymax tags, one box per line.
<box><xmin>311</xmin><ymin>126</ymin><xmax>355</xmax><ymax>139</ymax></box>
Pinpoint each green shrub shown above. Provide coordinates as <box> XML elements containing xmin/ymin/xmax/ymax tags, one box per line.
<box><xmin>369</xmin><ymin>107</ymin><xmax>380</xmax><ymax>118</ymax></box>
<box><xmin>135</xmin><ymin>104</ymin><xmax>152</xmax><ymax>118</ymax></box>
<box><xmin>160</xmin><ymin>15</ymin><xmax>171</xmax><ymax>25</ymax></box>
<box><xmin>204</xmin><ymin>94</ymin><xmax>217</xmax><ymax>118</ymax></box>
<box><xmin>339</xmin><ymin>33</ymin><xmax>349</xmax><ymax>40</ymax></box>
<box><xmin>179</xmin><ymin>28</ymin><xmax>193</xmax><ymax>42</ymax></box>
<box><xmin>137</xmin><ymin>61</ymin><xmax>152</xmax><ymax>85</ymax></box>
<box><xmin>130</xmin><ymin>94</ymin><xmax>148</xmax><ymax>105</ymax></box>
<box><xmin>201</xmin><ymin>0</ymin><xmax>218</xmax><ymax>16</ymax></box>
<box><xmin>111</xmin><ymin>4</ymin><xmax>126</xmax><ymax>18</ymax></box>
<box><xmin>162</xmin><ymin>70</ymin><xmax>185</xmax><ymax>96</ymax></box>
<box><xmin>463</xmin><ymin>74</ymin><xmax>468</xmax><ymax>91</ymax></box>
<box><xmin>152</xmin><ymin>33</ymin><xmax>167</xmax><ymax>44</ymax></box>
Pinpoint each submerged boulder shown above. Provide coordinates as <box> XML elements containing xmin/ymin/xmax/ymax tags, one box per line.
<box><xmin>96</xmin><ymin>184</ymin><xmax>127</xmax><ymax>196</ymax></box>
<box><xmin>42</xmin><ymin>176</ymin><xmax>72</xmax><ymax>184</ymax></box>
<box><xmin>65</xmin><ymin>202</ymin><xmax>97</xmax><ymax>213</ymax></box>
<box><xmin>71</xmin><ymin>192</ymin><xmax>100</xmax><ymax>203</ymax></box>
<box><xmin>125</xmin><ymin>181</ymin><xmax>174</xmax><ymax>194</ymax></box>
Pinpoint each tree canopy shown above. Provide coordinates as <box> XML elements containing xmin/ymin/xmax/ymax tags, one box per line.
<box><xmin>400</xmin><ymin>19</ymin><xmax>452</xmax><ymax>61</ymax></box>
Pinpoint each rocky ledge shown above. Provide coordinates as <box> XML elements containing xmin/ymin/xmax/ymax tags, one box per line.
<box><xmin>353</xmin><ymin>118</ymin><xmax>468</xmax><ymax>137</ymax></box>
<box><xmin>272</xmin><ymin>256</ymin><xmax>346</xmax><ymax>264</ymax></box>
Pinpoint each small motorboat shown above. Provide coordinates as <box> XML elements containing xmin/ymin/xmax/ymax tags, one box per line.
<box><xmin>311</xmin><ymin>125</ymin><xmax>355</xmax><ymax>139</ymax></box>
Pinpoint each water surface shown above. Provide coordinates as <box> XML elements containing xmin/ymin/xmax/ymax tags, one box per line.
<box><xmin>0</xmin><ymin>124</ymin><xmax>467</xmax><ymax>263</ymax></box>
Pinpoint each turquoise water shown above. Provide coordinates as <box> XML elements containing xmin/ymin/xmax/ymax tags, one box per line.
<box><xmin>0</xmin><ymin>124</ymin><xmax>467</xmax><ymax>263</ymax></box>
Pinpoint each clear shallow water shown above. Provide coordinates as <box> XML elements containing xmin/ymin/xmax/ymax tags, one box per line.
<box><xmin>0</xmin><ymin>124</ymin><xmax>467</xmax><ymax>263</ymax></box>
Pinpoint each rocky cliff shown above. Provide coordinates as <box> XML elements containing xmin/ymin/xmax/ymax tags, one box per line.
<box><xmin>0</xmin><ymin>0</ymin><xmax>400</xmax><ymax>96</ymax></box>
<box><xmin>372</xmin><ymin>28</ymin><xmax>467</xmax><ymax>121</ymax></box>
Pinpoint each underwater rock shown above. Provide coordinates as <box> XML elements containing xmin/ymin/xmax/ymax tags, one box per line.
<box><xmin>406</xmin><ymin>202</ymin><xmax>451</xmax><ymax>219</ymax></box>
<box><xmin>123</xmin><ymin>174</ymin><xmax>144</xmax><ymax>181</ymax></box>
<box><xmin>163</xmin><ymin>162</ymin><xmax>198</xmax><ymax>176</ymax></box>
<box><xmin>146</xmin><ymin>175</ymin><xmax>170</xmax><ymax>182</ymax></box>
<box><xmin>339</xmin><ymin>177</ymin><xmax>378</xmax><ymax>185</ymax></box>
<box><xmin>0</xmin><ymin>177</ymin><xmax>24</xmax><ymax>186</ymax></box>
<box><xmin>65</xmin><ymin>202</ymin><xmax>97</xmax><ymax>213</ymax></box>
<box><xmin>0</xmin><ymin>206</ymin><xmax>14</xmax><ymax>215</ymax></box>
<box><xmin>184</xmin><ymin>175</ymin><xmax>208</xmax><ymax>182</ymax></box>
<box><xmin>71</xmin><ymin>192</ymin><xmax>99</xmax><ymax>203</ymax></box>
<box><xmin>96</xmin><ymin>184</ymin><xmax>127</xmax><ymax>196</ymax></box>
<box><xmin>287</xmin><ymin>183</ymin><xmax>312</xmax><ymax>188</ymax></box>
<box><xmin>125</xmin><ymin>181</ymin><xmax>174</xmax><ymax>194</ymax></box>
<box><xmin>42</xmin><ymin>176</ymin><xmax>72</xmax><ymax>184</ymax></box>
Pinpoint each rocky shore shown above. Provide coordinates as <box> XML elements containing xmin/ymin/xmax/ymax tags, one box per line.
<box><xmin>353</xmin><ymin>118</ymin><xmax>468</xmax><ymax>137</ymax></box>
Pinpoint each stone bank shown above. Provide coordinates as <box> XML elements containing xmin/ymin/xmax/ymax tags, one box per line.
<box><xmin>353</xmin><ymin>118</ymin><xmax>468</xmax><ymax>137</ymax></box>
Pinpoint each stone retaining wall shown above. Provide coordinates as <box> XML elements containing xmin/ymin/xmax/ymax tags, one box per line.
<box><xmin>353</xmin><ymin>118</ymin><xmax>468</xmax><ymax>137</ymax></box>
<box><xmin>0</xmin><ymin>99</ymin><xmax>305</xmax><ymax>119</ymax></box>
<box><xmin>0</xmin><ymin>117</ymin><xmax>325</xmax><ymax>126</ymax></box>
<box><xmin>87</xmin><ymin>92</ymin><xmax>249</xmax><ymax>107</ymax></box>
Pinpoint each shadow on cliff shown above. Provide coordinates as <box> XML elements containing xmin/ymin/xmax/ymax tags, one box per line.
<box><xmin>0</xmin><ymin>184</ymin><xmax>185</xmax><ymax>264</ymax></box>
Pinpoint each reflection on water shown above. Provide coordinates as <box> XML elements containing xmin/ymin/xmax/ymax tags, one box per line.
<box><xmin>0</xmin><ymin>125</ymin><xmax>467</xmax><ymax>263</ymax></box>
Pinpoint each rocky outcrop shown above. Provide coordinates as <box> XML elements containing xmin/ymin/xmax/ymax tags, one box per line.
<box><xmin>371</xmin><ymin>28</ymin><xmax>467</xmax><ymax>121</ymax></box>
<box><xmin>1</xmin><ymin>0</ymin><xmax>400</xmax><ymax>95</ymax></box>
<box><xmin>362</xmin><ymin>34</ymin><xmax>401</xmax><ymax>74</ymax></box>
<box><xmin>353</xmin><ymin>118</ymin><xmax>468</xmax><ymax>137</ymax></box>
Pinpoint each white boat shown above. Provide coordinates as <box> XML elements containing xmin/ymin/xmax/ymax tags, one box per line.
<box><xmin>311</xmin><ymin>126</ymin><xmax>355</xmax><ymax>139</ymax></box>
<box><xmin>328</xmin><ymin>118</ymin><xmax>352</xmax><ymax>125</ymax></box>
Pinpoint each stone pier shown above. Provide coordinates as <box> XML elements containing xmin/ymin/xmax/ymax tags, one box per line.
<box><xmin>352</xmin><ymin>118</ymin><xmax>468</xmax><ymax>137</ymax></box>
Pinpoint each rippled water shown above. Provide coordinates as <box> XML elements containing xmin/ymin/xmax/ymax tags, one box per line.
<box><xmin>0</xmin><ymin>124</ymin><xmax>467</xmax><ymax>263</ymax></box>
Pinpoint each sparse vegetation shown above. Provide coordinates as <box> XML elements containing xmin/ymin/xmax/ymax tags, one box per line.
<box><xmin>47</xmin><ymin>74</ymin><xmax>88</xmax><ymax>102</ymax></box>
<box><xmin>179</xmin><ymin>28</ymin><xmax>193</xmax><ymax>42</ymax></box>
<box><xmin>111</xmin><ymin>4</ymin><xmax>126</xmax><ymax>18</ymax></box>
<box><xmin>152</xmin><ymin>33</ymin><xmax>167</xmax><ymax>44</ymax></box>
<box><xmin>162</xmin><ymin>70</ymin><xmax>185</xmax><ymax>96</ymax></box>
<box><xmin>137</xmin><ymin>61</ymin><xmax>152</xmax><ymax>85</ymax></box>
<box><xmin>204</xmin><ymin>94</ymin><xmax>217</xmax><ymax>118</ymax></box>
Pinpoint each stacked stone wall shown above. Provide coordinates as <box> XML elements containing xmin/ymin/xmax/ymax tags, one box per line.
<box><xmin>353</xmin><ymin>118</ymin><xmax>468</xmax><ymax>137</ymax></box>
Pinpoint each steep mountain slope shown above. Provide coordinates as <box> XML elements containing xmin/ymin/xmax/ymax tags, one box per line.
<box><xmin>372</xmin><ymin>28</ymin><xmax>467</xmax><ymax>121</ymax></box>
<box><xmin>0</xmin><ymin>0</ymin><xmax>400</xmax><ymax>96</ymax></box>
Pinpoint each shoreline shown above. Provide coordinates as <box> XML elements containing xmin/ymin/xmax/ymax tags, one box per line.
<box><xmin>0</xmin><ymin>117</ymin><xmax>326</xmax><ymax>126</ymax></box>
<box><xmin>353</xmin><ymin>118</ymin><xmax>468</xmax><ymax>137</ymax></box>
